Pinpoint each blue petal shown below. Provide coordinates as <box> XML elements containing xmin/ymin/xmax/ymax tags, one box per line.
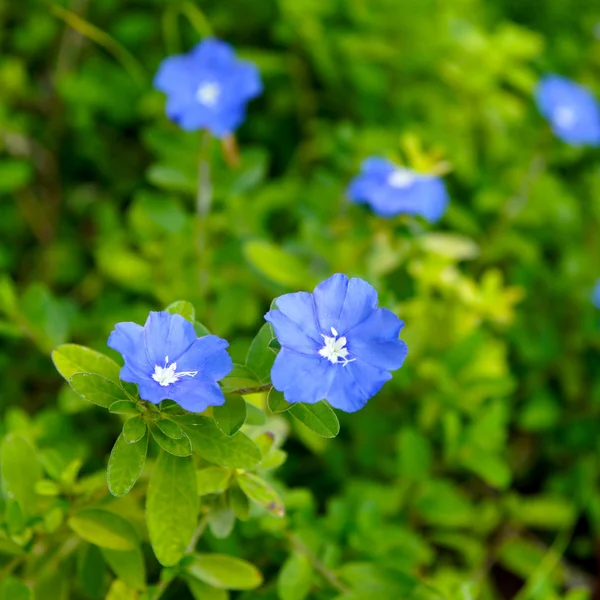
<box><xmin>313</xmin><ymin>273</ymin><xmax>349</xmax><ymax>332</ymax></box>
<box><xmin>271</xmin><ymin>349</ymin><xmax>335</xmax><ymax>404</ymax></box>
<box><xmin>349</xmin><ymin>338</ymin><xmax>408</xmax><ymax>371</ymax></box>
<box><xmin>174</xmin><ymin>335</ymin><xmax>233</xmax><ymax>381</ymax></box>
<box><xmin>205</xmin><ymin>104</ymin><xmax>246</xmax><ymax>137</ymax></box>
<box><xmin>107</xmin><ymin>322</ymin><xmax>151</xmax><ymax>378</ymax></box>
<box><xmin>418</xmin><ymin>178</ymin><xmax>449</xmax><ymax>222</ymax></box>
<box><xmin>347</xmin><ymin>173</ymin><xmax>380</xmax><ymax>204</ymax></box>
<box><xmin>138</xmin><ymin>380</ymin><xmax>170</xmax><ymax>404</ymax></box>
<box><xmin>348</xmin><ymin>307</ymin><xmax>404</xmax><ymax>341</ymax></box>
<box><xmin>593</xmin><ymin>280</ymin><xmax>600</xmax><ymax>309</ymax></box>
<box><xmin>274</xmin><ymin>292</ymin><xmax>321</xmax><ymax>343</ymax></box>
<box><xmin>336</xmin><ymin>277</ymin><xmax>378</xmax><ymax>334</ymax></box>
<box><xmin>232</xmin><ymin>63</ymin><xmax>262</xmax><ymax>100</ymax></box>
<box><xmin>153</xmin><ymin>55</ymin><xmax>194</xmax><ymax>94</ymax></box>
<box><xmin>326</xmin><ymin>361</ymin><xmax>391</xmax><ymax>413</ymax></box>
<box><xmin>191</xmin><ymin>38</ymin><xmax>236</xmax><ymax>69</ymax></box>
<box><xmin>265</xmin><ymin>311</ymin><xmax>320</xmax><ymax>354</ymax></box>
<box><xmin>143</xmin><ymin>312</ymin><xmax>197</xmax><ymax>367</ymax></box>
<box><xmin>361</xmin><ymin>157</ymin><xmax>395</xmax><ymax>175</ymax></box>
<box><xmin>170</xmin><ymin>380</ymin><xmax>226</xmax><ymax>412</ymax></box>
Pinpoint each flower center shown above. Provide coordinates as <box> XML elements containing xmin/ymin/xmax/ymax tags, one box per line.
<box><xmin>196</xmin><ymin>81</ymin><xmax>221</xmax><ymax>107</ymax></box>
<box><xmin>387</xmin><ymin>168</ymin><xmax>416</xmax><ymax>189</ymax></box>
<box><xmin>318</xmin><ymin>327</ymin><xmax>356</xmax><ymax>366</ymax></box>
<box><xmin>553</xmin><ymin>106</ymin><xmax>576</xmax><ymax>128</ymax></box>
<box><xmin>152</xmin><ymin>356</ymin><xmax>198</xmax><ymax>387</ymax></box>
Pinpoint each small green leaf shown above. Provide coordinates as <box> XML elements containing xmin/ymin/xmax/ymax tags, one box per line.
<box><xmin>194</xmin><ymin>321</ymin><xmax>211</xmax><ymax>337</ymax></box>
<box><xmin>35</xmin><ymin>480</ymin><xmax>60</xmax><ymax>496</ymax></box>
<box><xmin>289</xmin><ymin>401</ymin><xmax>339</xmax><ymax>438</ymax></box>
<box><xmin>213</xmin><ymin>396</ymin><xmax>247</xmax><ymax>436</ymax></box>
<box><xmin>173</xmin><ymin>414</ymin><xmax>261</xmax><ymax>468</ymax></box>
<box><xmin>0</xmin><ymin>434</ymin><xmax>41</xmax><ymax>519</ymax></box>
<box><xmin>196</xmin><ymin>467</ymin><xmax>232</xmax><ymax>496</ymax></box>
<box><xmin>106</xmin><ymin>579</ymin><xmax>138</xmax><ymax>600</ymax></box>
<box><xmin>186</xmin><ymin>553</ymin><xmax>263</xmax><ymax>590</ymax></box>
<box><xmin>77</xmin><ymin>544</ymin><xmax>106</xmax><ymax>599</ymax></box>
<box><xmin>165</xmin><ymin>300</ymin><xmax>195</xmax><ymax>323</ymax></box>
<box><xmin>102</xmin><ymin>546</ymin><xmax>146</xmax><ymax>591</ymax></box>
<box><xmin>237</xmin><ymin>472</ymin><xmax>285</xmax><ymax>517</ymax></box>
<box><xmin>0</xmin><ymin>576</ymin><xmax>33</xmax><ymax>600</ymax></box>
<box><xmin>68</xmin><ymin>508</ymin><xmax>138</xmax><ymax>550</ymax></box>
<box><xmin>156</xmin><ymin>418</ymin><xmax>184</xmax><ymax>439</ymax></box>
<box><xmin>185</xmin><ymin>577</ymin><xmax>228</xmax><ymax>600</ymax></box>
<box><xmin>267</xmin><ymin>388</ymin><xmax>291</xmax><ymax>413</ymax></box>
<box><xmin>228</xmin><ymin>484</ymin><xmax>250</xmax><ymax>521</ymax></box>
<box><xmin>207</xmin><ymin>500</ymin><xmax>235</xmax><ymax>539</ymax></box>
<box><xmin>149</xmin><ymin>421</ymin><xmax>192</xmax><ymax>457</ymax></box>
<box><xmin>221</xmin><ymin>364</ymin><xmax>260</xmax><ymax>394</ymax></box>
<box><xmin>245</xmin><ymin>403</ymin><xmax>266</xmax><ymax>425</ymax></box>
<box><xmin>107</xmin><ymin>432</ymin><xmax>148</xmax><ymax>497</ymax></box>
<box><xmin>277</xmin><ymin>553</ymin><xmax>313</xmax><ymax>600</ymax></box>
<box><xmin>245</xmin><ymin>323</ymin><xmax>276</xmax><ymax>383</ymax></box>
<box><xmin>109</xmin><ymin>400</ymin><xmax>140</xmax><ymax>416</ymax></box>
<box><xmin>69</xmin><ymin>373</ymin><xmax>130</xmax><ymax>409</ymax></box>
<box><xmin>52</xmin><ymin>344</ymin><xmax>121</xmax><ymax>384</ymax></box>
<box><xmin>147</xmin><ymin>451</ymin><xmax>198</xmax><ymax>567</ymax></box>
<box><xmin>259</xmin><ymin>449</ymin><xmax>287</xmax><ymax>471</ymax></box>
<box><xmin>123</xmin><ymin>416</ymin><xmax>147</xmax><ymax>444</ymax></box>
<box><xmin>268</xmin><ymin>338</ymin><xmax>281</xmax><ymax>350</ymax></box>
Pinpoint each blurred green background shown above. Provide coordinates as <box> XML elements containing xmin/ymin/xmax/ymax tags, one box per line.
<box><xmin>2</xmin><ymin>0</ymin><xmax>600</xmax><ymax>598</ymax></box>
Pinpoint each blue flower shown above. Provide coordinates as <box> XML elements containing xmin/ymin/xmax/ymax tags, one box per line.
<box><xmin>593</xmin><ymin>280</ymin><xmax>600</xmax><ymax>309</ymax></box>
<box><xmin>108</xmin><ymin>311</ymin><xmax>232</xmax><ymax>412</ymax></box>
<box><xmin>347</xmin><ymin>157</ymin><xmax>449</xmax><ymax>222</ymax></box>
<box><xmin>154</xmin><ymin>38</ymin><xmax>262</xmax><ymax>137</ymax></box>
<box><xmin>264</xmin><ymin>274</ymin><xmax>408</xmax><ymax>412</ymax></box>
<box><xmin>535</xmin><ymin>75</ymin><xmax>600</xmax><ymax>146</ymax></box>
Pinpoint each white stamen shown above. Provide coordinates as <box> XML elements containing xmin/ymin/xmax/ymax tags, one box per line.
<box><xmin>318</xmin><ymin>328</ymin><xmax>356</xmax><ymax>367</ymax></box>
<box><xmin>387</xmin><ymin>168</ymin><xmax>416</xmax><ymax>189</ymax></box>
<box><xmin>553</xmin><ymin>106</ymin><xmax>577</xmax><ymax>128</ymax></box>
<box><xmin>152</xmin><ymin>356</ymin><xmax>198</xmax><ymax>387</ymax></box>
<box><xmin>196</xmin><ymin>81</ymin><xmax>221</xmax><ymax>107</ymax></box>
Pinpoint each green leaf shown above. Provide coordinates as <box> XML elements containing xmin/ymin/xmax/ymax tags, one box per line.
<box><xmin>52</xmin><ymin>344</ymin><xmax>121</xmax><ymax>384</ymax></box>
<box><xmin>289</xmin><ymin>402</ymin><xmax>339</xmax><ymax>438</ymax></box>
<box><xmin>221</xmin><ymin>364</ymin><xmax>260</xmax><ymax>394</ymax></box>
<box><xmin>123</xmin><ymin>416</ymin><xmax>147</xmax><ymax>443</ymax></box>
<box><xmin>0</xmin><ymin>159</ymin><xmax>33</xmax><ymax>193</ymax></box>
<box><xmin>237</xmin><ymin>472</ymin><xmax>285</xmax><ymax>517</ymax></box>
<box><xmin>165</xmin><ymin>300</ymin><xmax>196</xmax><ymax>323</ymax></box>
<box><xmin>70</xmin><ymin>373</ymin><xmax>130</xmax><ymax>409</ymax></box>
<box><xmin>146</xmin><ymin>451</ymin><xmax>198</xmax><ymax>567</ymax></box>
<box><xmin>109</xmin><ymin>400</ymin><xmax>140</xmax><ymax>416</ymax></box>
<box><xmin>156</xmin><ymin>418</ymin><xmax>184</xmax><ymax>439</ymax></box>
<box><xmin>0</xmin><ymin>576</ymin><xmax>33</xmax><ymax>600</ymax></box>
<box><xmin>0</xmin><ymin>434</ymin><xmax>41</xmax><ymax>519</ymax></box>
<box><xmin>102</xmin><ymin>546</ymin><xmax>146</xmax><ymax>591</ymax></box>
<box><xmin>35</xmin><ymin>480</ymin><xmax>60</xmax><ymax>496</ymax></box>
<box><xmin>107</xmin><ymin>432</ymin><xmax>148</xmax><ymax>497</ymax></box>
<box><xmin>245</xmin><ymin>323</ymin><xmax>276</xmax><ymax>383</ymax></box>
<box><xmin>243</xmin><ymin>239</ymin><xmax>311</xmax><ymax>288</ymax></box>
<box><xmin>277</xmin><ymin>553</ymin><xmax>313</xmax><ymax>600</ymax></box>
<box><xmin>148</xmin><ymin>421</ymin><xmax>192</xmax><ymax>457</ymax></box>
<box><xmin>228</xmin><ymin>484</ymin><xmax>250</xmax><ymax>521</ymax></box>
<box><xmin>267</xmin><ymin>388</ymin><xmax>291</xmax><ymax>413</ymax></box>
<box><xmin>77</xmin><ymin>544</ymin><xmax>106</xmax><ymax>599</ymax></box>
<box><xmin>172</xmin><ymin>415</ymin><xmax>261</xmax><ymax>469</ymax></box>
<box><xmin>106</xmin><ymin>580</ymin><xmax>138</xmax><ymax>600</ymax></box>
<box><xmin>207</xmin><ymin>502</ymin><xmax>235</xmax><ymax>539</ymax></box>
<box><xmin>420</xmin><ymin>233</ymin><xmax>479</xmax><ymax>260</ymax></box>
<box><xmin>194</xmin><ymin>321</ymin><xmax>211</xmax><ymax>337</ymax></box>
<box><xmin>185</xmin><ymin>553</ymin><xmax>263</xmax><ymax>590</ymax></box>
<box><xmin>245</xmin><ymin>403</ymin><xmax>266</xmax><ymax>425</ymax></box>
<box><xmin>68</xmin><ymin>508</ymin><xmax>139</xmax><ymax>550</ymax></box>
<box><xmin>397</xmin><ymin>427</ymin><xmax>432</xmax><ymax>481</ymax></box>
<box><xmin>213</xmin><ymin>396</ymin><xmax>247</xmax><ymax>436</ymax></box>
<box><xmin>185</xmin><ymin>577</ymin><xmax>228</xmax><ymax>600</ymax></box>
<box><xmin>196</xmin><ymin>467</ymin><xmax>232</xmax><ymax>496</ymax></box>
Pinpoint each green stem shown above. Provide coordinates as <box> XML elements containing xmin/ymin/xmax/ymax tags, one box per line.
<box><xmin>229</xmin><ymin>383</ymin><xmax>273</xmax><ymax>396</ymax></box>
<box><xmin>196</xmin><ymin>130</ymin><xmax>213</xmax><ymax>298</ymax></box>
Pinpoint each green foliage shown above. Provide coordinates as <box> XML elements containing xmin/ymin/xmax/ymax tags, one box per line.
<box><xmin>2</xmin><ymin>0</ymin><xmax>600</xmax><ymax>597</ymax></box>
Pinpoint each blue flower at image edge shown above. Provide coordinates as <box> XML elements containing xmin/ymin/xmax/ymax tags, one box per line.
<box><xmin>593</xmin><ymin>279</ymin><xmax>600</xmax><ymax>309</ymax></box>
<box><xmin>154</xmin><ymin>38</ymin><xmax>262</xmax><ymax>137</ymax></box>
<box><xmin>535</xmin><ymin>75</ymin><xmax>600</xmax><ymax>146</ymax></box>
<box><xmin>108</xmin><ymin>311</ymin><xmax>232</xmax><ymax>412</ymax></box>
<box><xmin>265</xmin><ymin>274</ymin><xmax>408</xmax><ymax>412</ymax></box>
<box><xmin>347</xmin><ymin>157</ymin><xmax>449</xmax><ymax>222</ymax></box>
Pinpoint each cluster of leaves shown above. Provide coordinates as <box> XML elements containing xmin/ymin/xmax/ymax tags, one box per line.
<box><xmin>2</xmin><ymin>0</ymin><xmax>600</xmax><ymax>599</ymax></box>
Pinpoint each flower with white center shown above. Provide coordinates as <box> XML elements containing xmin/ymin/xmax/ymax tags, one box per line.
<box><xmin>152</xmin><ymin>356</ymin><xmax>198</xmax><ymax>387</ymax></box>
<box><xmin>196</xmin><ymin>81</ymin><xmax>221</xmax><ymax>107</ymax></box>
<box><xmin>387</xmin><ymin>168</ymin><xmax>416</xmax><ymax>189</ymax></box>
<box><xmin>535</xmin><ymin>74</ymin><xmax>600</xmax><ymax>146</ymax></box>
<box><xmin>265</xmin><ymin>274</ymin><xmax>408</xmax><ymax>412</ymax></box>
<box><xmin>347</xmin><ymin>157</ymin><xmax>449</xmax><ymax>222</ymax></box>
<box><xmin>108</xmin><ymin>311</ymin><xmax>232</xmax><ymax>412</ymax></box>
<box><xmin>318</xmin><ymin>327</ymin><xmax>355</xmax><ymax>366</ymax></box>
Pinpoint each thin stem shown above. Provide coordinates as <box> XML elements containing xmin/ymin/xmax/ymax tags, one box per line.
<box><xmin>186</xmin><ymin>512</ymin><xmax>209</xmax><ymax>553</ymax></box>
<box><xmin>196</xmin><ymin>130</ymin><xmax>213</xmax><ymax>297</ymax></box>
<box><xmin>286</xmin><ymin>533</ymin><xmax>349</xmax><ymax>595</ymax></box>
<box><xmin>229</xmin><ymin>383</ymin><xmax>273</xmax><ymax>396</ymax></box>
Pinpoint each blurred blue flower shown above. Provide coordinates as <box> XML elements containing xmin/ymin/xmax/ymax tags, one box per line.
<box><xmin>535</xmin><ymin>75</ymin><xmax>600</xmax><ymax>146</ymax></box>
<box><xmin>108</xmin><ymin>311</ymin><xmax>232</xmax><ymax>411</ymax></box>
<box><xmin>154</xmin><ymin>38</ymin><xmax>262</xmax><ymax>137</ymax></box>
<box><xmin>593</xmin><ymin>280</ymin><xmax>600</xmax><ymax>309</ymax></box>
<box><xmin>265</xmin><ymin>274</ymin><xmax>408</xmax><ymax>412</ymax></box>
<box><xmin>347</xmin><ymin>157</ymin><xmax>449</xmax><ymax>222</ymax></box>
